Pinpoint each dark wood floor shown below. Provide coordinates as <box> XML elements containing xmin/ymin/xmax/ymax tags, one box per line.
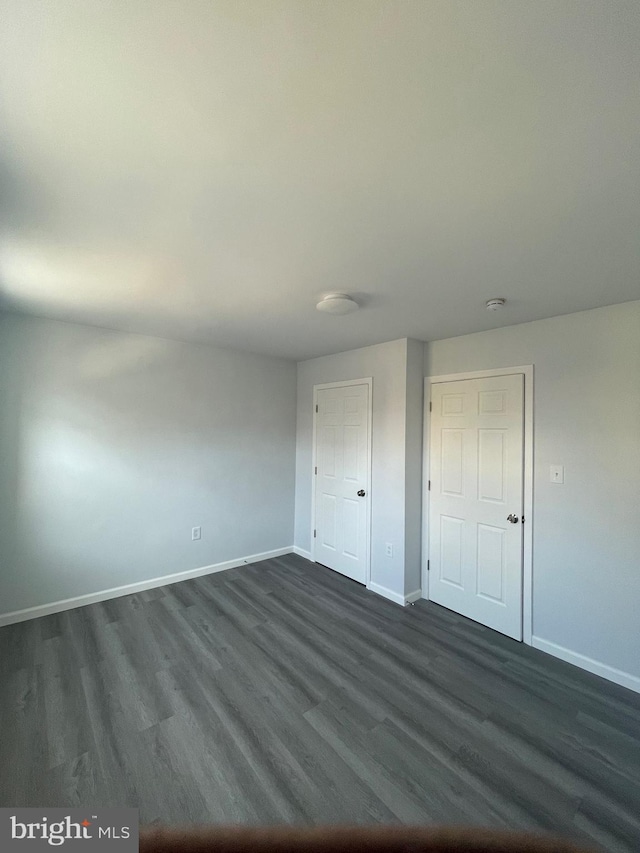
<box><xmin>1</xmin><ymin>554</ymin><xmax>639</xmax><ymax>851</ymax></box>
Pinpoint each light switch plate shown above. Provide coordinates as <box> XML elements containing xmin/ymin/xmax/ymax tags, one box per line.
<box><xmin>550</xmin><ymin>465</ymin><xmax>564</xmax><ymax>484</ymax></box>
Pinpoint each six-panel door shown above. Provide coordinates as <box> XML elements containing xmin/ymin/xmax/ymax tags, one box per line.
<box><xmin>315</xmin><ymin>383</ymin><xmax>370</xmax><ymax>584</ymax></box>
<box><xmin>429</xmin><ymin>374</ymin><xmax>524</xmax><ymax>639</ymax></box>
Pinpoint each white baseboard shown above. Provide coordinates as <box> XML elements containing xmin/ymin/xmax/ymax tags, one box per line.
<box><xmin>532</xmin><ymin>636</ymin><xmax>640</xmax><ymax>695</ymax></box>
<box><xmin>0</xmin><ymin>547</ymin><xmax>294</xmax><ymax>628</ymax></box>
<box><xmin>292</xmin><ymin>546</ymin><xmax>312</xmax><ymax>561</ymax></box>
<box><xmin>369</xmin><ymin>582</ymin><xmax>421</xmax><ymax>607</ymax></box>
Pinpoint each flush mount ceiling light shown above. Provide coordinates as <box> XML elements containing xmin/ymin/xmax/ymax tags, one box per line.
<box><xmin>485</xmin><ymin>297</ymin><xmax>506</xmax><ymax>311</ymax></box>
<box><xmin>316</xmin><ymin>293</ymin><xmax>359</xmax><ymax>315</ymax></box>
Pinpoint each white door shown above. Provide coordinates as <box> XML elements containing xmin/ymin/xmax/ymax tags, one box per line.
<box><xmin>314</xmin><ymin>382</ymin><xmax>370</xmax><ymax>584</ymax></box>
<box><xmin>429</xmin><ymin>374</ymin><xmax>524</xmax><ymax>640</ymax></box>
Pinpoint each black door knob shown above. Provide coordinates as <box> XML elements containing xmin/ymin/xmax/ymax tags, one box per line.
<box><xmin>357</xmin><ymin>489</ymin><xmax>366</xmax><ymax>497</ymax></box>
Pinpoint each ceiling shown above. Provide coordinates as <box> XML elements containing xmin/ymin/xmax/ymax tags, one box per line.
<box><xmin>1</xmin><ymin>0</ymin><xmax>639</xmax><ymax>360</ymax></box>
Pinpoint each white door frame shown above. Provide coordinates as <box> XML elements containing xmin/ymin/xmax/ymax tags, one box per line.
<box><xmin>311</xmin><ymin>378</ymin><xmax>373</xmax><ymax>587</ymax></box>
<box><xmin>422</xmin><ymin>366</ymin><xmax>534</xmax><ymax>644</ymax></box>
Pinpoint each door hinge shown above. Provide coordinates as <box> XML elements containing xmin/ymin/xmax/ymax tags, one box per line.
<box><xmin>314</xmin><ymin>529</ymin><xmax>316</xmax><ymax>538</ymax></box>
<box><xmin>427</xmin><ymin>559</ymin><xmax>430</xmax><ymax>572</ymax></box>
<box><xmin>522</xmin><ymin>516</ymin><xmax>525</xmax><ymax>523</ymax></box>
<box><xmin>429</xmin><ymin>401</ymin><xmax>432</xmax><ymax>412</ymax></box>
<box><xmin>428</xmin><ymin>479</ymin><xmax>431</xmax><ymax>491</ymax></box>
<box><xmin>314</xmin><ymin>466</ymin><xmax>317</xmax><ymax>475</ymax></box>
<box><xmin>315</xmin><ymin>404</ymin><xmax>318</xmax><ymax>413</ymax></box>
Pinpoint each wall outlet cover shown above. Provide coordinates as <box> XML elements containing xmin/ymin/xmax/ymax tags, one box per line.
<box><xmin>550</xmin><ymin>465</ymin><xmax>564</xmax><ymax>484</ymax></box>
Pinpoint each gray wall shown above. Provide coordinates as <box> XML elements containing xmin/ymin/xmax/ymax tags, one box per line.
<box><xmin>0</xmin><ymin>313</ymin><xmax>296</xmax><ymax>615</ymax></box>
<box><xmin>295</xmin><ymin>338</ymin><xmax>421</xmax><ymax>599</ymax></box>
<box><xmin>425</xmin><ymin>300</ymin><xmax>640</xmax><ymax>680</ymax></box>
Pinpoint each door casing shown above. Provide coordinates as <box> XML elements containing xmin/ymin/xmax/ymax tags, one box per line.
<box><xmin>311</xmin><ymin>378</ymin><xmax>373</xmax><ymax>587</ymax></box>
<box><xmin>422</xmin><ymin>366</ymin><xmax>534</xmax><ymax>644</ymax></box>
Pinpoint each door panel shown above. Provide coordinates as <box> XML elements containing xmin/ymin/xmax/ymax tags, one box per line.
<box><xmin>476</xmin><ymin>524</ymin><xmax>505</xmax><ymax>602</ymax></box>
<box><xmin>321</xmin><ymin>426</ymin><xmax>337</xmax><ymax>477</ymax></box>
<box><xmin>440</xmin><ymin>516</ymin><xmax>464</xmax><ymax>587</ymax></box>
<box><xmin>442</xmin><ymin>430</ymin><xmax>464</xmax><ymax>495</ymax></box>
<box><xmin>320</xmin><ymin>493</ymin><xmax>337</xmax><ymax>550</ymax></box>
<box><xmin>315</xmin><ymin>383</ymin><xmax>370</xmax><ymax>584</ymax></box>
<box><xmin>478</xmin><ymin>430</ymin><xmax>506</xmax><ymax>502</ymax></box>
<box><xmin>429</xmin><ymin>374</ymin><xmax>524</xmax><ymax>639</ymax></box>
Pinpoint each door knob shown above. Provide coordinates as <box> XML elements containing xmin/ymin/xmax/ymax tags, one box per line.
<box><xmin>357</xmin><ymin>489</ymin><xmax>366</xmax><ymax>497</ymax></box>
<box><xmin>507</xmin><ymin>513</ymin><xmax>519</xmax><ymax>524</ymax></box>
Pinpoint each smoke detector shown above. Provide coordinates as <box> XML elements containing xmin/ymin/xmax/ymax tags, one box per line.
<box><xmin>485</xmin><ymin>298</ymin><xmax>506</xmax><ymax>311</ymax></box>
<box><xmin>316</xmin><ymin>293</ymin><xmax>359</xmax><ymax>315</ymax></box>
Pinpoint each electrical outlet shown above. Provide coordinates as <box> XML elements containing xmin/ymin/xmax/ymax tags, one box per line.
<box><xmin>192</xmin><ymin>526</ymin><xmax>202</xmax><ymax>541</ymax></box>
<box><xmin>385</xmin><ymin>543</ymin><xmax>393</xmax><ymax>557</ymax></box>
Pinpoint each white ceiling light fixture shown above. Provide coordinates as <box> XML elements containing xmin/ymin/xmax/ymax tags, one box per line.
<box><xmin>485</xmin><ymin>297</ymin><xmax>506</xmax><ymax>311</ymax></box>
<box><xmin>316</xmin><ymin>293</ymin><xmax>359</xmax><ymax>315</ymax></box>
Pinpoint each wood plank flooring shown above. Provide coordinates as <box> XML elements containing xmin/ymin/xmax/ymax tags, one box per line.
<box><xmin>1</xmin><ymin>554</ymin><xmax>639</xmax><ymax>852</ymax></box>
